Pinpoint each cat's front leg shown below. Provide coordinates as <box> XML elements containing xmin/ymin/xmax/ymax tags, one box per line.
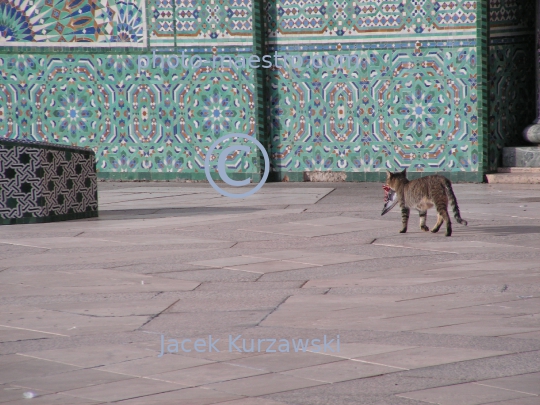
<box><xmin>400</xmin><ymin>207</ymin><xmax>410</xmax><ymax>233</ymax></box>
<box><xmin>419</xmin><ymin>210</ymin><xmax>429</xmax><ymax>231</ymax></box>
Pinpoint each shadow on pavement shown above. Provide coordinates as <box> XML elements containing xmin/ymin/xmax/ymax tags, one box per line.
<box><xmin>97</xmin><ymin>206</ymin><xmax>263</xmax><ymax>220</ymax></box>
<box><xmin>470</xmin><ymin>226</ymin><xmax>540</xmax><ymax>236</ymax></box>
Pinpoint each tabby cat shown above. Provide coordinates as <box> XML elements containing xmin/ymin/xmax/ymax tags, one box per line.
<box><xmin>385</xmin><ymin>169</ymin><xmax>468</xmax><ymax>237</ymax></box>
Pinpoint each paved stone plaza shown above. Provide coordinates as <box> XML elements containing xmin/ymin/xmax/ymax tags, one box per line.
<box><xmin>1</xmin><ymin>182</ymin><xmax>540</xmax><ymax>405</ymax></box>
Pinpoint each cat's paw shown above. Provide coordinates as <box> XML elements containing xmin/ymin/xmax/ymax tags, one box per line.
<box><xmin>421</xmin><ymin>225</ymin><xmax>429</xmax><ymax>232</ymax></box>
<box><xmin>399</xmin><ymin>229</ymin><xmax>407</xmax><ymax>234</ymax></box>
<box><xmin>445</xmin><ymin>231</ymin><xmax>452</xmax><ymax>237</ymax></box>
<box><xmin>431</xmin><ymin>228</ymin><xmax>440</xmax><ymax>233</ymax></box>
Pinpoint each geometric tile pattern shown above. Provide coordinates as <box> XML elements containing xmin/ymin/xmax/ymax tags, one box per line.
<box><xmin>97</xmin><ymin>53</ymin><xmax>257</xmax><ymax>175</ymax></box>
<box><xmin>0</xmin><ymin>141</ymin><xmax>46</xmax><ymax>219</ymax></box>
<box><xmin>0</xmin><ymin>0</ymin><xmax>147</xmax><ymax>47</ymax></box>
<box><xmin>261</xmin><ymin>0</ymin><xmax>485</xmax><ymax>179</ymax></box>
<box><xmin>151</xmin><ymin>0</ymin><xmax>253</xmax><ymax>47</ymax></box>
<box><xmin>0</xmin><ymin>139</ymin><xmax>98</xmax><ymax>224</ymax></box>
<box><xmin>269</xmin><ymin>45</ymin><xmax>480</xmax><ymax>174</ymax></box>
<box><xmin>150</xmin><ymin>0</ymin><xmax>175</xmax><ymax>46</ymax></box>
<box><xmin>0</xmin><ymin>52</ymin><xmax>258</xmax><ymax>176</ymax></box>
<box><xmin>266</xmin><ymin>0</ymin><xmax>477</xmax><ymax>43</ymax></box>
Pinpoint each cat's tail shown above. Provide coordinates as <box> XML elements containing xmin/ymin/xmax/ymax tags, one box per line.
<box><xmin>444</xmin><ymin>179</ymin><xmax>468</xmax><ymax>226</ymax></box>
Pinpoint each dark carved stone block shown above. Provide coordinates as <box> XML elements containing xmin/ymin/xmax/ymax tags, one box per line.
<box><xmin>0</xmin><ymin>139</ymin><xmax>98</xmax><ymax>225</ymax></box>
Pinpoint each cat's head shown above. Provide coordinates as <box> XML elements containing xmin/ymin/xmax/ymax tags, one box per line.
<box><xmin>386</xmin><ymin>168</ymin><xmax>408</xmax><ymax>189</ymax></box>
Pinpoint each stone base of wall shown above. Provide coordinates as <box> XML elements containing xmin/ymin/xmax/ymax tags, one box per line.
<box><xmin>503</xmin><ymin>147</ymin><xmax>540</xmax><ymax>168</ymax></box>
<box><xmin>303</xmin><ymin>171</ymin><xmax>347</xmax><ymax>182</ymax></box>
<box><xmin>94</xmin><ymin>170</ymin><xmax>483</xmax><ymax>183</ymax></box>
<box><xmin>0</xmin><ymin>139</ymin><xmax>98</xmax><ymax>225</ymax></box>
<box><xmin>271</xmin><ymin>171</ymin><xmax>484</xmax><ymax>183</ymax></box>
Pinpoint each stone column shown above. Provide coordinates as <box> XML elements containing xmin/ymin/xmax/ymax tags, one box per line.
<box><xmin>523</xmin><ymin>1</ymin><xmax>540</xmax><ymax>143</ymax></box>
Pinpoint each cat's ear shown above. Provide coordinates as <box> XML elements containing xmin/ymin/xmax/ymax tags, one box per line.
<box><xmin>386</xmin><ymin>170</ymin><xmax>392</xmax><ymax>179</ymax></box>
<box><xmin>402</xmin><ymin>168</ymin><xmax>407</xmax><ymax>176</ymax></box>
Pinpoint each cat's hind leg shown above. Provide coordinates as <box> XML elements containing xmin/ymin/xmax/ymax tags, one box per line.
<box><xmin>400</xmin><ymin>207</ymin><xmax>410</xmax><ymax>233</ymax></box>
<box><xmin>443</xmin><ymin>210</ymin><xmax>452</xmax><ymax>237</ymax></box>
<box><xmin>432</xmin><ymin>205</ymin><xmax>452</xmax><ymax>237</ymax></box>
<box><xmin>419</xmin><ymin>211</ymin><xmax>429</xmax><ymax>232</ymax></box>
<box><xmin>431</xmin><ymin>213</ymin><xmax>443</xmax><ymax>234</ymax></box>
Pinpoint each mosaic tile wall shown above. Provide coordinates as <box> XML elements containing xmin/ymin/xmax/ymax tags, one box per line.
<box><xmin>267</xmin><ymin>46</ymin><xmax>482</xmax><ymax>181</ymax></box>
<box><xmin>150</xmin><ymin>0</ymin><xmax>252</xmax><ymax>47</ymax></box>
<box><xmin>488</xmin><ymin>0</ymin><xmax>537</xmax><ymax>171</ymax></box>
<box><xmin>266</xmin><ymin>0</ymin><xmax>477</xmax><ymax>41</ymax></box>
<box><xmin>0</xmin><ymin>0</ymin><xmax>147</xmax><ymax>47</ymax></box>
<box><xmin>267</xmin><ymin>0</ymin><xmax>486</xmax><ymax>181</ymax></box>
<box><xmin>1</xmin><ymin>0</ymin><xmax>533</xmax><ymax>181</ymax></box>
<box><xmin>0</xmin><ymin>52</ymin><xmax>261</xmax><ymax>180</ymax></box>
<box><xmin>0</xmin><ymin>0</ymin><xmax>262</xmax><ymax>180</ymax></box>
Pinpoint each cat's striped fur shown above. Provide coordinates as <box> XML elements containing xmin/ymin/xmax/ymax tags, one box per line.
<box><xmin>385</xmin><ymin>169</ymin><xmax>467</xmax><ymax>237</ymax></box>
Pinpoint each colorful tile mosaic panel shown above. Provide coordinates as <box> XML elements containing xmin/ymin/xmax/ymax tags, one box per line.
<box><xmin>266</xmin><ymin>0</ymin><xmax>478</xmax><ymax>43</ymax></box>
<box><xmin>0</xmin><ymin>52</ymin><xmax>259</xmax><ymax>177</ymax></box>
<box><xmin>150</xmin><ymin>0</ymin><xmax>174</xmax><ymax>46</ymax></box>
<box><xmin>268</xmin><ymin>44</ymin><xmax>480</xmax><ymax>174</ymax></box>
<box><xmin>0</xmin><ymin>0</ymin><xmax>147</xmax><ymax>47</ymax></box>
<box><xmin>150</xmin><ymin>0</ymin><xmax>253</xmax><ymax>47</ymax></box>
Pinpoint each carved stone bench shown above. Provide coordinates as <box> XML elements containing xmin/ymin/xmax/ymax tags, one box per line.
<box><xmin>0</xmin><ymin>139</ymin><xmax>98</xmax><ymax>225</ymax></box>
